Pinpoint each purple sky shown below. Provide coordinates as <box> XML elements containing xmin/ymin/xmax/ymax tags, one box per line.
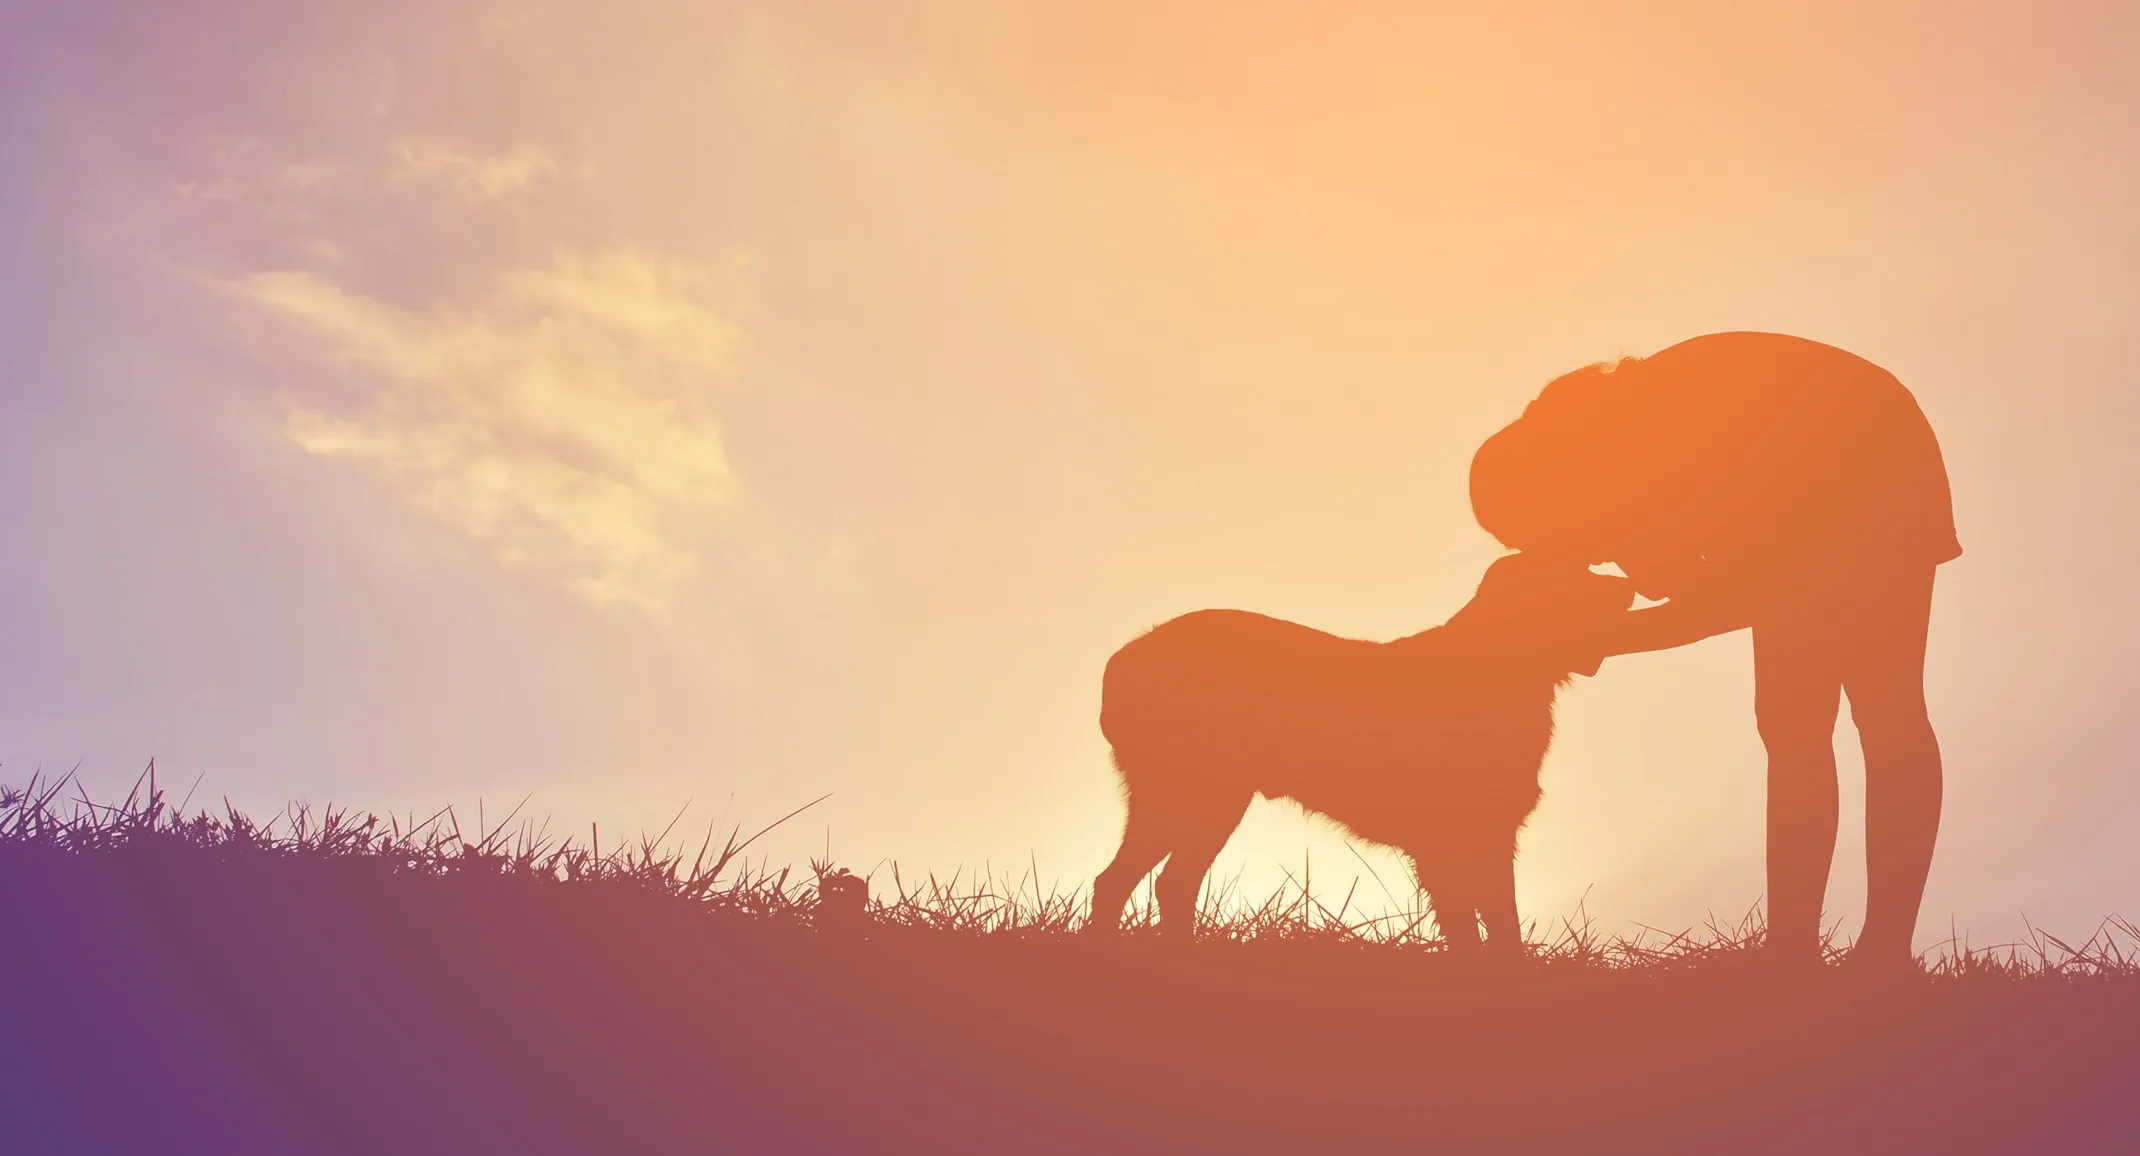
<box><xmin>5</xmin><ymin>0</ymin><xmax>2139</xmax><ymax>950</ymax></box>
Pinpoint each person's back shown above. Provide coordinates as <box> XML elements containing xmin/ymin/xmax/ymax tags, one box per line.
<box><xmin>1470</xmin><ymin>331</ymin><xmax>1959</xmax><ymax>969</ymax></box>
<box><xmin>1479</xmin><ymin>331</ymin><xmax>1959</xmax><ymax>600</ymax></box>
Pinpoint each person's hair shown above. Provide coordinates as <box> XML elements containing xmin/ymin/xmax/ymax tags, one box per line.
<box><xmin>1471</xmin><ymin>356</ymin><xmax>1644</xmax><ymax>552</ymax></box>
<box><xmin>1525</xmin><ymin>356</ymin><xmax>1642</xmax><ymax>424</ymax></box>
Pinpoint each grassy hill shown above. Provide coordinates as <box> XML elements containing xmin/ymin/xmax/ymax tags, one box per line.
<box><xmin>3</xmin><ymin>772</ymin><xmax>2136</xmax><ymax>1155</ymax></box>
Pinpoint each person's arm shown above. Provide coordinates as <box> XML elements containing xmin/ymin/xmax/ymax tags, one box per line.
<box><xmin>1604</xmin><ymin>595</ymin><xmax>1749</xmax><ymax>656</ymax></box>
<box><xmin>1600</xmin><ymin>555</ymin><xmax>1752</xmax><ymax>657</ymax></box>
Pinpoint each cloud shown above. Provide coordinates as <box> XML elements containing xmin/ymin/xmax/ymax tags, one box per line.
<box><xmin>236</xmin><ymin>249</ymin><xmax>743</xmax><ymax>612</ymax></box>
<box><xmin>397</xmin><ymin>141</ymin><xmax>562</xmax><ymax>201</ymax></box>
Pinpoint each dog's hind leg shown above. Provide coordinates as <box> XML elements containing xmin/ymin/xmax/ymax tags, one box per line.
<box><xmin>1090</xmin><ymin>788</ymin><xmax>1172</xmax><ymax>933</ymax></box>
<box><xmin>1152</xmin><ymin>788</ymin><xmax>1252</xmax><ymax>937</ymax></box>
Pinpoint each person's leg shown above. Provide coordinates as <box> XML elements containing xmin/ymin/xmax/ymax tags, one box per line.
<box><xmin>1752</xmin><ymin>614</ymin><xmax>1846</xmax><ymax>964</ymax></box>
<box><xmin>1840</xmin><ymin>565</ymin><xmax>1942</xmax><ymax>964</ymax></box>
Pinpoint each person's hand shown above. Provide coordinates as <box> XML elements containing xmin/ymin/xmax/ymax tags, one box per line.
<box><xmin>1616</xmin><ymin>551</ymin><xmax>1708</xmax><ymax>603</ymax></box>
<box><xmin>1600</xmin><ymin>589</ymin><xmax>1750</xmax><ymax>658</ymax></box>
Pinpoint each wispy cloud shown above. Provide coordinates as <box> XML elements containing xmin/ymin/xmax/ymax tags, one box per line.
<box><xmin>236</xmin><ymin>249</ymin><xmax>743</xmax><ymax>612</ymax></box>
<box><xmin>397</xmin><ymin>141</ymin><xmax>562</xmax><ymax>201</ymax></box>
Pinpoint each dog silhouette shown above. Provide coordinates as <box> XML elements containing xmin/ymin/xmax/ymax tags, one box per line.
<box><xmin>1091</xmin><ymin>552</ymin><xmax>1633</xmax><ymax>951</ymax></box>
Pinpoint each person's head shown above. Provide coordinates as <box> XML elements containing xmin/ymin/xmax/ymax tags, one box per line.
<box><xmin>1469</xmin><ymin>357</ymin><xmax>1641</xmax><ymax>561</ymax></box>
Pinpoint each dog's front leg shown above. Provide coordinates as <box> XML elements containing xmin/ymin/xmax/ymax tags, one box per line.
<box><xmin>1477</xmin><ymin>853</ymin><xmax>1524</xmax><ymax>957</ymax></box>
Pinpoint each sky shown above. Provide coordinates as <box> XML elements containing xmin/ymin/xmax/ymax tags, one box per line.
<box><xmin>3</xmin><ymin>0</ymin><xmax>2137</xmax><ymax>951</ymax></box>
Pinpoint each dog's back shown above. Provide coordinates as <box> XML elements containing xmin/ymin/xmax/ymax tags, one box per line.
<box><xmin>1100</xmin><ymin>610</ymin><xmax>1551</xmax><ymax>850</ymax></box>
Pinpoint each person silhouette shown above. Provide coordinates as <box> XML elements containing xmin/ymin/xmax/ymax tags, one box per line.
<box><xmin>1468</xmin><ymin>331</ymin><xmax>1959</xmax><ymax>969</ymax></box>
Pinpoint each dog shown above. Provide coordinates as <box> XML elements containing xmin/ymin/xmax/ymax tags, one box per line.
<box><xmin>1089</xmin><ymin>551</ymin><xmax>1634</xmax><ymax>951</ymax></box>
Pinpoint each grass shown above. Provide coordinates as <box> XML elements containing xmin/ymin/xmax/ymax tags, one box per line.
<box><xmin>7</xmin><ymin>764</ymin><xmax>2130</xmax><ymax>979</ymax></box>
<box><xmin>3</xmin><ymin>765</ymin><xmax>2138</xmax><ymax>1154</ymax></box>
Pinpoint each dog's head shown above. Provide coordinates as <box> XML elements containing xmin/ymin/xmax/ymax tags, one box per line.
<box><xmin>1458</xmin><ymin>551</ymin><xmax>1635</xmax><ymax>678</ymax></box>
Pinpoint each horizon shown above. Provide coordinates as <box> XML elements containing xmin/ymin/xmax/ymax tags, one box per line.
<box><xmin>4</xmin><ymin>0</ymin><xmax>2138</xmax><ymax>952</ymax></box>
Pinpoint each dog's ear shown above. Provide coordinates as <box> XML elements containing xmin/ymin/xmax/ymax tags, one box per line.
<box><xmin>1596</xmin><ymin>573</ymin><xmax>1637</xmax><ymax>611</ymax></box>
<box><xmin>1477</xmin><ymin>551</ymin><xmax>1531</xmax><ymax>590</ymax></box>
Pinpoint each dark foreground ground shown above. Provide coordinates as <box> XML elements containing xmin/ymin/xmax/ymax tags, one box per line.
<box><xmin>3</xmin><ymin>793</ymin><xmax>2138</xmax><ymax>1155</ymax></box>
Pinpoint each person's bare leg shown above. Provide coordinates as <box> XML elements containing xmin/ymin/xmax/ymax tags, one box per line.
<box><xmin>1842</xmin><ymin>566</ymin><xmax>1942</xmax><ymax>965</ymax></box>
<box><xmin>1752</xmin><ymin>621</ymin><xmax>1845</xmax><ymax>965</ymax></box>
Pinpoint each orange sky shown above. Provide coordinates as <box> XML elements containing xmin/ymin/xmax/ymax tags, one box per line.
<box><xmin>3</xmin><ymin>1</ymin><xmax>2137</xmax><ymax>950</ymax></box>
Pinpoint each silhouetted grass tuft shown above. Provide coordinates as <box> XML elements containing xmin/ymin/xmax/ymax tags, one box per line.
<box><xmin>4</xmin><ymin>764</ymin><xmax>2133</xmax><ymax>981</ymax></box>
<box><xmin>7</xmin><ymin>765</ymin><xmax>2140</xmax><ymax>1155</ymax></box>
<box><xmin>0</xmin><ymin>765</ymin><xmax>821</xmax><ymax>916</ymax></box>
